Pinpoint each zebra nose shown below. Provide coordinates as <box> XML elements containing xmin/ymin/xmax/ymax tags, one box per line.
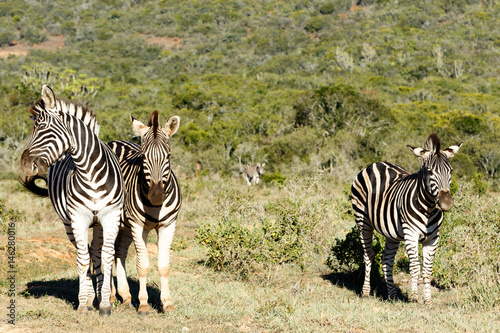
<box><xmin>20</xmin><ymin>150</ymin><xmax>36</xmax><ymax>176</ymax></box>
<box><xmin>438</xmin><ymin>190</ymin><xmax>453</xmax><ymax>211</ymax></box>
<box><xmin>148</xmin><ymin>181</ymin><xmax>165</xmax><ymax>206</ymax></box>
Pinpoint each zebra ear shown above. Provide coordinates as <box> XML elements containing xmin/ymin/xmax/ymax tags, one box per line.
<box><xmin>41</xmin><ymin>85</ymin><xmax>56</xmax><ymax>110</ymax></box>
<box><xmin>442</xmin><ymin>142</ymin><xmax>463</xmax><ymax>159</ymax></box>
<box><xmin>131</xmin><ymin>116</ymin><xmax>149</xmax><ymax>137</ymax></box>
<box><xmin>406</xmin><ymin>145</ymin><xmax>431</xmax><ymax>158</ymax></box>
<box><xmin>164</xmin><ymin>116</ymin><xmax>180</xmax><ymax>136</ymax></box>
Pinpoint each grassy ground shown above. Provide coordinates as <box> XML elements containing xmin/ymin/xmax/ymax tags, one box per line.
<box><xmin>1</xmin><ymin>176</ymin><xmax>499</xmax><ymax>332</ymax></box>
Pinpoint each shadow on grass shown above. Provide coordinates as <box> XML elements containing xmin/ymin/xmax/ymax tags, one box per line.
<box><xmin>23</xmin><ymin>277</ymin><xmax>163</xmax><ymax>313</ymax></box>
<box><xmin>321</xmin><ymin>269</ymin><xmax>409</xmax><ymax>302</ymax></box>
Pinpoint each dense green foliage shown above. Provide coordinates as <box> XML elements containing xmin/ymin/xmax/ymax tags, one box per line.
<box><xmin>196</xmin><ymin>195</ymin><xmax>319</xmax><ymax>278</ymax></box>
<box><xmin>0</xmin><ymin>0</ymin><xmax>498</xmax><ymax>180</ymax></box>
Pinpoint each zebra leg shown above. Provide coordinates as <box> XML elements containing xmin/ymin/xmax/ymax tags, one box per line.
<box><xmin>358</xmin><ymin>225</ymin><xmax>375</xmax><ymax>297</ymax></box>
<box><xmin>404</xmin><ymin>236</ymin><xmax>421</xmax><ymax>303</ymax></box>
<box><xmin>382</xmin><ymin>239</ymin><xmax>400</xmax><ymax>300</ymax></box>
<box><xmin>98</xmin><ymin>217</ymin><xmax>120</xmax><ymax>316</ymax></box>
<box><xmin>90</xmin><ymin>226</ymin><xmax>103</xmax><ymax>305</ymax></box>
<box><xmin>157</xmin><ymin>222</ymin><xmax>176</xmax><ymax>312</ymax></box>
<box><xmin>132</xmin><ymin>224</ymin><xmax>151</xmax><ymax>315</ymax></box>
<box><xmin>64</xmin><ymin>221</ymin><xmax>95</xmax><ymax>311</ymax></box>
<box><xmin>72</xmin><ymin>223</ymin><xmax>92</xmax><ymax>313</ymax></box>
<box><xmin>115</xmin><ymin>228</ymin><xmax>133</xmax><ymax>307</ymax></box>
<box><xmin>421</xmin><ymin>235</ymin><xmax>439</xmax><ymax>305</ymax></box>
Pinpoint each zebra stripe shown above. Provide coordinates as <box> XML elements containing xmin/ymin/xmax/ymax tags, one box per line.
<box><xmin>107</xmin><ymin>111</ymin><xmax>181</xmax><ymax>314</ymax></box>
<box><xmin>20</xmin><ymin>85</ymin><xmax>124</xmax><ymax>316</ymax></box>
<box><xmin>351</xmin><ymin>133</ymin><xmax>462</xmax><ymax>304</ymax></box>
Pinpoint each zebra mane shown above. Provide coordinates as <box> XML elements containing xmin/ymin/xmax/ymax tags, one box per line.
<box><xmin>424</xmin><ymin>133</ymin><xmax>441</xmax><ymax>153</ymax></box>
<box><xmin>31</xmin><ymin>98</ymin><xmax>100</xmax><ymax>136</ymax></box>
<box><xmin>147</xmin><ymin>110</ymin><xmax>160</xmax><ymax>138</ymax></box>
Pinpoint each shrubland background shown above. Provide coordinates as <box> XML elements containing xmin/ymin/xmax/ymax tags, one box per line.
<box><xmin>0</xmin><ymin>0</ymin><xmax>499</xmax><ymax>331</ymax></box>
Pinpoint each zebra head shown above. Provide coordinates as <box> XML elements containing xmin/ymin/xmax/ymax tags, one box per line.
<box><xmin>407</xmin><ymin>133</ymin><xmax>463</xmax><ymax>211</ymax></box>
<box><xmin>20</xmin><ymin>85</ymin><xmax>74</xmax><ymax>176</ymax></box>
<box><xmin>132</xmin><ymin>111</ymin><xmax>180</xmax><ymax>206</ymax></box>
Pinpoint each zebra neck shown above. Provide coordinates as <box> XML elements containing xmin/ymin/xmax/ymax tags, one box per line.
<box><xmin>66</xmin><ymin>115</ymin><xmax>104</xmax><ymax>179</ymax></box>
<box><xmin>416</xmin><ymin>169</ymin><xmax>437</xmax><ymax>210</ymax></box>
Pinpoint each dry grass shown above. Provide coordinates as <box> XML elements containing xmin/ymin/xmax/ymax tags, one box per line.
<box><xmin>1</xmin><ymin>177</ymin><xmax>499</xmax><ymax>332</ymax></box>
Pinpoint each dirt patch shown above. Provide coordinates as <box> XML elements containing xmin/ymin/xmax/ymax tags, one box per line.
<box><xmin>143</xmin><ymin>35</ymin><xmax>181</xmax><ymax>50</ymax></box>
<box><xmin>0</xmin><ymin>35</ymin><xmax>65</xmax><ymax>58</ymax></box>
<box><xmin>23</xmin><ymin>236</ymin><xmax>74</xmax><ymax>263</ymax></box>
<box><xmin>26</xmin><ymin>237</ymin><xmax>69</xmax><ymax>246</ymax></box>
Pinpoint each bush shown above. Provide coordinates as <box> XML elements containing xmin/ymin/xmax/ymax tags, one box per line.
<box><xmin>304</xmin><ymin>17</ymin><xmax>325</xmax><ymax>33</ymax></box>
<box><xmin>319</xmin><ymin>3</ymin><xmax>335</xmax><ymax>15</ymax></box>
<box><xmin>0</xmin><ymin>31</ymin><xmax>15</xmax><ymax>46</ymax></box>
<box><xmin>196</xmin><ymin>198</ymin><xmax>317</xmax><ymax>278</ymax></box>
<box><xmin>472</xmin><ymin>172</ymin><xmax>488</xmax><ymax>196</ymax></box>
<box><xmin>294</xmin><ymin>84</ymin><xmax>392</xmax><ymax>133</ymax></box>
<box><xmin>325</xmin><ymin>226</ymin><xmax>385</xmax><ymax>274</ymax></box>
<box><xmin>261</xmin><ymin>171</ymin><xmax>286</xmax><ymax>186</ymax></box>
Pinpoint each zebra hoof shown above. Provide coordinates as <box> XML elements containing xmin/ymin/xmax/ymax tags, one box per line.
<box><xmin>87</xmin><ymin>306</ymin><xmax>95</xmax><ymax>311</ymax></box>
<box><xmin>122</xmin><ymin>301</ymin><xmax>134</xmax><ymax>308</ymax></box>
<box><xmin>99</xmin><ymin>308</ymin><xmax>111</xmax><ymax>316</ymax></box>
<box><xmin>77</xmin><ymin>306</ymin><xmax>89</xmax><ymax>314</ymax></box>
<box><xmin>138</xmin><ymin>304</ymin><xmax>149</xmax><ymax>315</ymax></box>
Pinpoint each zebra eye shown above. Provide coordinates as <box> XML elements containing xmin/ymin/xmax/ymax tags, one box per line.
<box><xmin>38</xmin><ymin>123</ymin><xmax>46</xmax><ymax>130</ymax></box>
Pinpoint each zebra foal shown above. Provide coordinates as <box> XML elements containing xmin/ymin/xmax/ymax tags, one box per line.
<box><xmin>351</xmin><ymin>134</ymin><xmax>462</xmax><ymax>304</ymax></box>
<box><xmin>20</xmin><ymin>85</ymin><xmax>124</xmax><ymax>315</ymax></box>
<box><xmin>108</xmin><ymin>111</ymin><xmax>181</xmax><ymax>314</ymax></box>
<box><xmin>243</xmin><ymin>163</ymin><xmax>265</xmax><ymax>185</ymax></box>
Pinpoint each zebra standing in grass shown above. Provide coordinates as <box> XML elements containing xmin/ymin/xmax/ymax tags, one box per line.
<box><xmin>351</xmin><ymin>134</ymin><xmax>462</xmax><ymax>304</ymax></box>
<box><xmin>20</xmin><ymin>85</ymin><xmax>124</xmax><ymax>316</ymax></box>
<box><xmin>243</xmin><ymin>163</ymin><xmax>265</xmax><ymax>185</ymax></box>
<box><xmin>107</xmin><ymin>111</ymin><xmax>181</xmax><ymax>314</ymax></box>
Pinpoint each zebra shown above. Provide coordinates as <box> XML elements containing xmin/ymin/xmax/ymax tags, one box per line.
<box><xmin>20</xmin><ymin>85</ymin><xmax>124</xmax><ymax>316</ymax></box>
<box><xmin>350</xmin><ymin>133</ymin><xmax>462</xmax><ymax>304</ymax></box>
<box><xmin>243</xmin><ymin>163</ymin><xmax>265</xmax><ymax>185</ymax></box>
<box><xmin>107</xmin><ymin>110</ymin><xmax>181</xmax><ymax>314</ymax></box>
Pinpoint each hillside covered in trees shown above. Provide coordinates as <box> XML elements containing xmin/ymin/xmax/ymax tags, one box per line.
<box><xmin>0</xmin><ymin>0</ymin><xmax>499</xmax><ymax>183</ymax></box>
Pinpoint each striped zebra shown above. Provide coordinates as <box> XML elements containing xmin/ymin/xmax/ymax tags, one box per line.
<box><xmin>243</xmin><ymin>163</ymin><xmax>265</xmax><ymax>185</ymax></box>
<box><xmin>107</xmin><ymin>111</ymin><xmax>181</xmax><ymax>314</ymax></box>
<box><xmin>20</xmin><ymin>85</ymin><xmax>124</xmax><ymax>316</ymax></box>
<box><xmin>351</xmin><ymin>134</ymin><xmax>462</xmax><ymax>304</ymax></box>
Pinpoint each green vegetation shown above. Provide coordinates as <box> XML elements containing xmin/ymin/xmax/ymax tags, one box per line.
<box><xmin>0</xmin><ymin>0</ymin><xmax>498</xmax><ymax>179</ymax></box>
<box><xmin>0</xmin><ymin>0</ymin><xmax>499</xmax><ymax>330</ymax></box>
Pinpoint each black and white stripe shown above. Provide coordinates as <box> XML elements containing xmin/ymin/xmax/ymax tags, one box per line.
<box><xmin>107</xmin><ymin>111</ymin><xmax>181</xmax><ymax>314</ymax></box>
<box><xmin>351</xmin><ymin>133</ymin><xmax>462</xmax><ymax>304</ymax></box>
<box><xmin>20</xmin><ymin>85</ymin><xmax>124</xmax><ymax>316</ymax></box>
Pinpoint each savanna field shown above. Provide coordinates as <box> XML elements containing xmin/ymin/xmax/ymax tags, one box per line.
<box><xmin>0</xmin><ymin>0</ymin><xmax>500</xmax><ymax>332</ymax></box>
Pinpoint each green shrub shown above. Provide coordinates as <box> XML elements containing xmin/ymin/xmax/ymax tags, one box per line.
<box><xmin>304</xmin><ymin>17</ymin><xmax>325</xmax><ymax>33</ymax></box>
<box><xmin>0</xmin><ymin>31</ymin><xmax>15</xmax><ymax>46</ymax></box>
<box><xmin>196</xmin><ymin>198</ymin><xmax>316</xmax><ymax>278</ymax></box>
<box><xmin>261</xmin><ymin>171</ymin><xmax>286</xmax><ymax>186</ymax></box>
<box><xmin>319</xmin><ymin>3</ymin><xmax>335</xmax><ymax>15</ymax></box>
<box><xmin>472</xmin><ymin>172</ymin><xmax>488</xmax><ymax>196</ymax></box>
<box><xmin>325</xmin><ymin>226</ymin><xmax>385</xmax><ymax>274</ymax></box>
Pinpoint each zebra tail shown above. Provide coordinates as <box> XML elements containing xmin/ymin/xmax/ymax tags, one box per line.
<box><xmin>19</xmin><ymin>175</ymin><xmax>49</xmax><ymax>197</ymax></box>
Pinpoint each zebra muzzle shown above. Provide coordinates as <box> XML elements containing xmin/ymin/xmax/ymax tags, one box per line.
<box><xmin>147</xmin><ymin>181</ymin><xmax>166</xmax><ymax>206</ymax></box>
<box><xmin>20</xmin><ymin>150</ymin><xmax>48</xmax><ymax>176</ymax></box>
<box><xmin>437</xmin><ymin>190</ymin><xmax>453</xmax><ymax>211</ymax></box>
